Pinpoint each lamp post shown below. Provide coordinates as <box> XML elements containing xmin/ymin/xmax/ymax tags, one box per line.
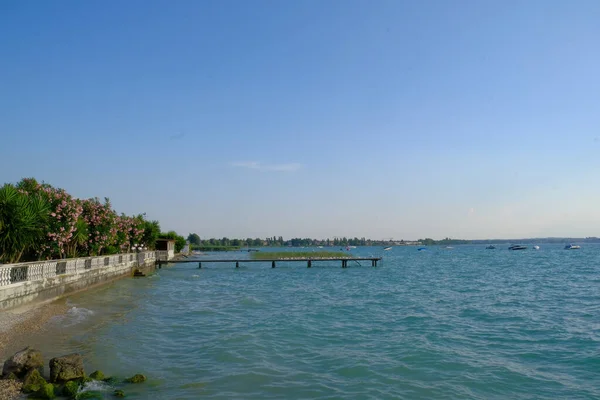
<box><xmin>132</xmin><ymin>244</ymin><xmax>147</xmax><ymax>276</ymax></box>
<box><xmin>132</xmin><ymin>244</ymin><xmax>147</xmax><ymax>267</ymax></box>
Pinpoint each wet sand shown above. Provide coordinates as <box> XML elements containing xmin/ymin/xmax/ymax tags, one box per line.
<box><xmin>0</xmin><ymin>301</ymin><xmax>69</xmax><ymax>399</ymax></box>
<box><xmin>0</xmin><ymin>300</ymin><xmax>69</xmax><ymax>360</ymax></box>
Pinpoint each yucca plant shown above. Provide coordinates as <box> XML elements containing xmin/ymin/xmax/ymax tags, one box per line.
<box><xmin>0</xmin><ymin>184</ymin><xmax>49</xmax><ymax>263</ymax></box>
<box><xmin>65</xmin><ymin>217</ymin><xmax>89</xmax><ymax>258</ymax></box>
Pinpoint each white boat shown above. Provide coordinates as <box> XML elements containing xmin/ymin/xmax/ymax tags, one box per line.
<box><xmin>564</xmin><ymin>244</ymin><xmax>581</xmax><ymax>250</ymax></box>
<box><xmin>533</xmin><ymin>245</ymin><xmax>540</xmax><ymax>250</ymax></box>
<box><xmin>383</xmin><ymin>246</ymin><xmax>392</xmax><ymax>251</ymax></box>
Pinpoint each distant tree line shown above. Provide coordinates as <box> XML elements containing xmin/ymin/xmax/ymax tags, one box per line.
<box><xmin>185</xmin><ymin>234</ymin><xmax>472</xmax><ymax>248</ymax></box>
<box><xmin>418</xmin><ymin>238</ymin><xmax>471</xmax><ymax>246</ymax></box>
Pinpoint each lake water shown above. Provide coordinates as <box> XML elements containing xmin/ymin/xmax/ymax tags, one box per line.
<box><xmin>13</xmin><ymin>245</ymin><xmax>600</xmax><ymax>399</ymax></box>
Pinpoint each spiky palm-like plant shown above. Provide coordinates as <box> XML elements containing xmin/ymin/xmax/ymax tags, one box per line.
<box><xmin>65</xmin><ymin>217</ymin><xmax>89</xmax><ymax>258</ymax></box>
<box><xmin>0</xmin><ymin>184</ymin><xmax>49</xmax><ymax>263</ymax></box>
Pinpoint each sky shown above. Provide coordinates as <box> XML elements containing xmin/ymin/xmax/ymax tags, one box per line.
<box><xmin>1</xmin><ymin>0</ymin><xmax>600</xmax><ymax>240</ymax></box>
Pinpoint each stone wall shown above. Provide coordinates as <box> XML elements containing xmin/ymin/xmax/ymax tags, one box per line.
<box><xmin>0</xmin><ymin>252</ymin><xmax>156</xmax><ymax>311</ymax></box>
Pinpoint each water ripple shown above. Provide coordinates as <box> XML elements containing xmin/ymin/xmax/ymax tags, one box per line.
<box><xmin>25</xmin><ymin>245</ymin><xmax>600</xmax><ymax>399</ymax></box>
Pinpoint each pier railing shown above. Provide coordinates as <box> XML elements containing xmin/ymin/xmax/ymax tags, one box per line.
<box><xmin>156</xmin><ymin>250</ymin><xmax>174</xmax><ymax>261</ymax></box>
<box><xmin>0</xmin><ymin>251</ymin><xmax>156</xmax><ymax>287</ymax></box>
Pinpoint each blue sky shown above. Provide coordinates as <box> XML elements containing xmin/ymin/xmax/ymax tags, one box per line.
<box><xmin>1</xmin><ymin>0</ymin><xmax>599</xmax><ymax>240</ymax></box>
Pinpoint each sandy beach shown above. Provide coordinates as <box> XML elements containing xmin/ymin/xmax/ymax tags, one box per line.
<box><xmin>0</xmin><ymin>301</ymin><xmax>70</xmax><ymax>399</ymax></box>
<box><xmin>0</xmin><ymin>380</ymin><xmax>22</xmax><ymax>400</ymax></box>
<box><xmin>0</xmin><ymin>300</ymin><xmax>69</xmax><ymax>361</ymax></box>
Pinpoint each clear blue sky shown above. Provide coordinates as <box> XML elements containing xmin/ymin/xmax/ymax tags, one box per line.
<box><xmin>1</xmin><ymin>0</ymin><xmax>599</xmax><ymax>240</ymax></box>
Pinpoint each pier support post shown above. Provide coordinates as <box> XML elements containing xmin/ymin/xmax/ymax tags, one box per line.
<box><xmin>342</xmin><ymin>260</ymin><xmax>347</xmax><ymax>268</ymax></box>
<box><xmin>308</xmin><ymin>260</ymin><xmax>312</xmax><ymax>268</ymax></box>
<box><xmin>374</xmin><ymin>260</ymin><xmax>377</xmax><ymax>267</ymax></box>
<box><xmin>272</xmin><ymin>261</ymin><xmax>276</xmax><ymax>268</ymax></box>
<box><xmin>236</xmin><ymin>261</ymin><xmax>239</xmax><ymax>268</ymax></box>
<box><xmin>198</xmin><ymin>262</ymin><xmax>202</xmax><ymax>269</ymax></box>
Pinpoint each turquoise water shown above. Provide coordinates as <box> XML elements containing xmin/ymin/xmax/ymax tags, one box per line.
<box><xmin>18</xmin><ymin>245</ymin><xmax>600</xmax><ymax>399</ymax></box>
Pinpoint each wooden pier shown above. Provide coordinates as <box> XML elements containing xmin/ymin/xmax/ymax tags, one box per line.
<box><xmin>157</xmin><ymin>257</ymin><xmax>382</xmax><ymax>269</ymax></box>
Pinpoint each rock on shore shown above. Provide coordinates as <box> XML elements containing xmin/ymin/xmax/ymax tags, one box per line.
<box><xmin>1</xmin><ymin>347</ymin><xmax>147</xmax><ymax>399</ymax></box>
<box><xmin>49</xmin><ymin>353</ymin><xmax>85</xmax><ymax>383</ymax></box>
<box><xmin>1</xmin><ymin>347</ymin><xmax>44</xmax><ymax>378</ymax></box>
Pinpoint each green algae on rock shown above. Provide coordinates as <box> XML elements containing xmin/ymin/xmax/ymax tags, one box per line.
<box><xmin>62</xmin><ymin>380</ymin><xmax>80</xmax><ymax>398</ymax></box>
<box><xmin>49</xmin><ymin>353</ymin><xmax>85</xmax><ymax>383</ymax></box>
<box><xmin>113</xmin><ymin>389</ymin><xmax>126</xmax><ymax>397</ymax></box>
<box><xmin>103</xmin><ymin>376</ymin><xmax>119</xmax><ymax>385</ymax></box>
<box><xmin>6</xmin><ymin>372</ymin><xmax>19</xmax><ymax>381</ymax></box>
<box><xmin>22</xmin><ymin>368</ymin><xmax>46</xmax><ymax>393</ymax></box>
<box><xmin>75</xmin><ymin>391</ymin><xmax>103</xmax><ymax>400</ymax></box>
<box><xmin>34</xmin><ymin>382</ymin><xmax>56</xmax><ymax>399</ymax></box>
<box><xmin>88</xmin><ymin>370</ymin><xmax>105</xmax><ymax>381</ymax></box>
<box><xmin>2</xmin><ymin>347</ymin><xmax>44</xmax><ymax>378</ymax></box>
<box><xmin>124</xmin><ymin>374</ymin><xmax>146</xmax><ymax>383</ymax></box>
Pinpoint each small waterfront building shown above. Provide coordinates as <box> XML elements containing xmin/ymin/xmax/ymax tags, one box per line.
<box><xmin>155</xmin><ymin>239</ymin><xmax>176</xmax><ymax>260</ymax></box>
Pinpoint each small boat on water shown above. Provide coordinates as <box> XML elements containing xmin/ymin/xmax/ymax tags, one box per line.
<box><xmin>417</xmin><ymin>247</ymin><xmax>427</xmax><ymax>251</ymax></box>
<box><xmin>533</xmin><ymin>245</ymin><xmax>540</xmax><ymax>250</ymax></box>
<box><xmin>485</xmin><ymin>245</ymin><xmax>496</xmax><ymax>249</ymax></box>
<box><xmin>383</xmin><ymin>246</ymin><xmax>392</xmax><ymax>251</ymax></box>
<box><xmin>564</xmin><ymin>244</ymin><xmax>581</xmax><ymax>250</ymax></box>
<box><xmin>508</xmin><ymin>244</ymin><xmax>528</xmax><ymax>251</ymax></box>
<box><xmin>445</xmin><ymin>246</ymin><xmax>454</xmax><ymax>249</ymax></box>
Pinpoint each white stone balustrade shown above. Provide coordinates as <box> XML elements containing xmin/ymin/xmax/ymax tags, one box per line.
<box><xmin>0</xmin><ymin>251</ymin><xmax>157</xmax><ymax>287</ymax></box>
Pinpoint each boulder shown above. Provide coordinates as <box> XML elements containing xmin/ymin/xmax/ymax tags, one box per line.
<box><xmin>103</xmin><ymin>376</ymin><xmax>119</xmax><ymax>385</ymax></box>
<box><xmin>124</xmin><ymin>374</ymin><xmax>146</xmax><ymax>383</ymax></box>
<box><xmin>35</xmin><ymin>382</ymin><xmax>56</xmax><ymax>399</ymax></box>
<box><xmin>62</xmin><ymin>380</ymin><xmax>80</xmax><ymax>398</ymax></box>
<box><xmin>89</xmin><ymin>370</ymin><xmax>105</xmax><ymax>380</ymax></box>
<box><xmin>22</xmin><ymin>368</ymin><xmax>47</xmax><ymax>393</ymax></box>
<box><xmin>49</xmin><ymin>353</ymin><xmax>85</xmax><ymax>383</ymax></box>
<box><xmin>113</xmin><ymin>389</ymin><xmax>126</xmax><ymax>397</ymax></box>
<box><xmin>4</xmin><ymin>372</ymin><xmax>18</xmax><ymax>381</ymax></box>
<box><xmin>1</xmin><ymin>347</ymin><xmax>44</xmax><ymax>378</ymax></box>
<box><xmin>75</xmin><ymin>391</ymin><xmax>103</xmax><ymax>399</ymax></box>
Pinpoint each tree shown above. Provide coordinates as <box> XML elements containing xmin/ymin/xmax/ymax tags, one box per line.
<box><xmin>0</xmin><ymin>184</ymin><xmax>49</xmax><ymax>263</ymax></box>
<box><xmin>187</xmin><ymin>233</ymin><xmax>201</xmax><ymax>246</ymax></box>
<box><xmin>140</xmin><ymin>220</ymin><xmax>160</xmax><ymax>250</ymax></box>
<box><xmin>159</xmin><ymin>231</ymin><xmax>186</xmax><ymax>252</ymax></box>
<box><xmin>17</xmin><ymin>178</ymin><xmax>84</xmax><ymax>259</ymax></box>
<box><xmin>81</xmin><ymin>197</ymin><xmax>118</xmax><ymax>256</ymax></box>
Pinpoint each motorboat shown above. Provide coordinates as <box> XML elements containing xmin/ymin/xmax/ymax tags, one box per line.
<box><xmin>417</xmin><ymin>247</ymin><xmax>427</xmax><ymax>251</ymax></box>
<box><xmin>485</xmin><ymin>245</ymin><xmax>496</xmax><ymax>249</ymax></box>
<box><xmin>533</xmin><ymin>245</ymin><xmax>540</xmax><ymax>250</ymax></box>
<box><xmin>508</xmin><ymin>245</ymin><xmax>528</xmax><ymax>250</ymax></box>
<box><xmin>564</xmin><ymin>244</ymin><xmax>581</xmax><ymax>250</ymax></box>
<box><xmin>383</xmin><ymin>246</ymin><xmax>392</xmax><ymax>251</ymax></box>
